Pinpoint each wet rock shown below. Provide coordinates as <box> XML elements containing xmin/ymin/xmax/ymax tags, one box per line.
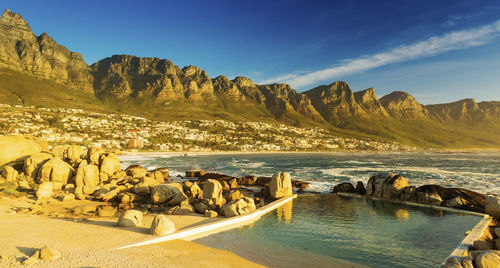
<box><xmin>39</xmin><ymin>246</ymin><xmax>61</xmax><ymax>260</ymax></box>
<box><xmin>150</xmin><ymin>183</ymin><xmax>187</xmax><ymax>205</ymax></box>
<box><xmin>150</xmin><ymin>215</ymin><xmax>175</xmax><ymax>236</ymax></box>
<box><xmin>118</xmin><ymin>209</ymin><xmax>143</xmax><ymax>227</ymax></box>
<box><xmin>36</xmin><ymin>182</ymin><xmax>53</xmax><ymax>199</ymax></box>
<box><xmin>269</xmin><ymin>172</ymin><xmax>293</xmax><ymax>199</ymax></box>
<box><xmin>221</xmin><ymin>197</ymin><xmax>256</xmax><ymax>217</ymax></box>
<box><xmin>331</xmin><ymin>182</ymin><xmax>355</xmax><ymax>193</ymax></box>
<box><xmin>355</xmin><ymin>181</ymin><xmax>366</xmax><ymax>195</ymax></box>
<box><xmin>485</xmin><ymin>195</ymin><xmax>500</xmax><ymax>219</ymax></box>
<box><xmin>204</xmin><ymin>210</ymin><xmax>218</xmax><ymax>218</ymax></box>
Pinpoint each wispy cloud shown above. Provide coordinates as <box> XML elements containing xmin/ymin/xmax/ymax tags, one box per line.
<box><xmin>258</xmin><ymin>20</ymin><xmax>500</xmax><ymax>89</ymax></box>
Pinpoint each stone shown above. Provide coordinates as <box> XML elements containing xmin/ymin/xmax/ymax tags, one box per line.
<box><xmin>186</xmin><ymin>170</ymin><xmax>205</xmax><ymax>178</ymax></box>
<box><xmin>150</xmin><ymin>215</ymin><xmax>175</xmax><ymax>236</ymax></box>
<box><xmin>0</xmin><ymin>135</ymin><xmax>48</xmax><ymax>166</ymax></box>
<box><xmin>62</xmin><ymin>193</ymin><xmax>75</xmax><ymax>202</ymax></box>
<box><xmin>485</xmin><ymin>195</ymin><xmax>500</xmax><ymax>219</ymax></box>
<box><xmin>366</xmin><ymin>172</ymin><xmax>409</xmax><ymax>199</ymax></box>
<box><xmin>71</xmin><ymin>205</ymin><xmax>97</xmax><ymax>215</ymax></box>
<box><xmin>415</xmin><ymin>185</ymin><xmax>444</xmax><ymax>205</ymax></box>
<box><xmin>83</xmin><ymin>185</ymin><xmax>98</xmax><ymax>195</ymax></box>
<box><xmin>97</xmin><ymin>189</ymin><xmax>119</xmax><ymax>202</ymax></box>
<box><xmin>39</xmin><ymin>246</ymin><xmax>61</xmax><ymax>260</ymax></box>
<box><xmin>150</xmin><ymin>183</ymin><xmax>187</xmax><ymax>205</ymax></box>
<box><xmin>17</xmin><ymin>180</ymin><xmax>30</xmax><ymax>189</ymax></box>
<box><xmin>194</xmin><ymin>201</ymin><xmax>209</xmax><ymax>214</ymax></box>
<box><xmin>355</xmin><ymin>181</ymin><xmax>366</xmax><ymax>195</ymax></box>
<box><xmin>133</xmin><ymin>182</ymin><xmax>150</xmax><ymax>195</ymax></box>
<box><xmin>117</xmin><ymin>210</ymin><xmax>143</xmax><ymax>227</ymax></box>
<box><xmin>74</xmin><ymin>160</ymin><xmax>100</xmax><ymax>189</ymax></box>
<box><xmin>221</xmin><ymin>197</ymin><xmax>256</xmax><ymax>217</ymax></box>
<box><xmin>221</xmin><ymin>180</ymin><xmax>231</xmax><ymax>192</ymax></box>
<box><xmin>203</xmin><ymin>179</ymin><xmax>223</xmax><ymax>199</ymax></box>
<box><xmin>444</xmin><ymin>257</ymin><xmax>463</xmax><ymax>268</ymax></box>
<box><xmin>24</xmin><ymin>152</ymin><xmax>53</xmax><ymax>180</ymax></box>
<box><xmin>22</xmin><ymin>250</ymin><xmax>40</xmax><ymax>264</ymax></box>
<box><xmin>151</xmin><ymin>171</ymin><xmax>165</xmax><ymax>184</ymax></box>
<box><xmin>67</xmin><ymin>145</ymin><xmax>84</xmax><ymax>163</ymax></box>
<box><xmin>63</xmin><ymin>183</ymin><xmax>75</xmax><ymax>191</ymax></box>
<box><xmin>224</xmin><ymin>190</ymin><xmax>243</xmax><ymax>202</ymax></box>
<box><xmin>474</xmin><ymin>240</ymin><xmax>494</xmax><ymax>250</ymax></box>
<box><xmin>100</xmin><ymin>153</ymin><xmax>121</xmax><ymax>176</ymax></box>
<box><xmin>184</xmin><ymin>181</ymin><xmax>203</xmax><ymax>199</ymax></box>
<box><xmin>495</xmin><ymin>239</ymin><xmax>500</xmax><ymax>250</ymax></box>
<box><xmin>126</xmin><ymin>165</ymin><xmax>147</xmax><ymax>178</ymax></box>
<box><xmin>171</xmin><ymin>202</ymin><xmax>195</xmax><ymax>215</ymax></box>
<box><xmin>331</xmin><ymin>182</ymin><xmax>355</xmax><ymax>193</ymax></box>
<box><xmin>445</xmin><ymin>196</ymin><xmax>470</xmax><ymax>208</ymax></box>
<box><xmin>51</xmin><ymin>145</ymin><xmax>69</xmax><ymax>159</ymax></box>
<box><xmin>229</xmin><ymin>178</ymin><xmax>239</xmax><ymax>189</ymax></box>
<box><xmin>269</xmin><ymin>172</ymin><xmax>293</xmax><ymax>199</ymax></box>
<box><xmin>474</xmin><ymin>251</ymin><xmax>500</xmax><ymax>268</ymax></box>
<box><xmin>97</xmin><ymin>206</ymin><xmax>117</xmax><ymax>217</ymax></box>
<box><xmin>87</xmin><ymin>147</ymin><xmax>103</xmax><ymax>165</ymax></box>
<box><xmin>461</xmin><ymin>257</ymin><xmax>474</xmax><ymax>268</ymax></box>
<box><xmin>238</xmin><ymin>175</ymin><xmax>257</xmax><ymax>186</ymax></box>
<box><xmin>36</xmin><ymin>182</ymin><xmax>53</xmax><ymax>199</ymax></box>
<box><xmin>2</xmin><ymin>165</ymin><xmax>18</xmax><ymax>181</ymax></box>
<box><xmin>204</xmin><ymin>210</ymin><xmax>218</xmax><ymax>218</ymax></box>
<box><xmin>495</xmin><ymin>227</ymin><xmax>500</xmax><ymax>238</ymax></box>
<box><xmin>37</xmin><ymin>157</ymin><xmax>75</xmax><ymax>187</ymax></box>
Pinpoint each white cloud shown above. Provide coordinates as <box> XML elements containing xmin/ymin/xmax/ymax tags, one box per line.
<box><xmin>258</xmin><ymin>20</ymin><xmax>500</xmax><ymax>89</ymax></box>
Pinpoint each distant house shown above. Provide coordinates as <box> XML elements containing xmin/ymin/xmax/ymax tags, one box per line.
<box><xmin>128</xmin><ymin>137</ymin><xmax>144</xmax><ymax>149</ymax></box>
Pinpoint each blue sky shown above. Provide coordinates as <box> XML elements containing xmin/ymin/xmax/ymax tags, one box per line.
<box><xmin>3</xmin><ymin>0</ymin><xmax>500</xmax><ymax>104</ymax></box>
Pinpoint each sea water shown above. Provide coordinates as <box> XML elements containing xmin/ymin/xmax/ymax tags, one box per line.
<box><xmin>119</xmin><ymin>152</ymin><xmax>500</xmax><ymax>194</ymax></box>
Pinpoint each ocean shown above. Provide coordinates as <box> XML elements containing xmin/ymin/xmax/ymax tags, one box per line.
<box><xmin>119</xmin><ymin>151</ymin><xmax>500</xmax><ymax>195</ymax></box>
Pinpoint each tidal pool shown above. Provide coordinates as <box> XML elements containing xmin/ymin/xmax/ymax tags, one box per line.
<box><xmin>195</xmin><ymin>194</ymin><xmax>482</xmax><ymax>268</ymax></box>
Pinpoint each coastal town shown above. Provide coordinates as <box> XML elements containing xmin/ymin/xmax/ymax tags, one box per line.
<box><xmin>0</xmin><ymin>104</ymin><xmax>415</xmax><ymax>152</ymax></box>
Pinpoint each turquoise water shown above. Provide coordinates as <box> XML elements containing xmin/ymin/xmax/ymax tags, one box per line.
<box><xmin>120</xmin><ymin>152</ymin><xmax>500</xmax><ymax>194</ymax></box>
<box><xmin>195</xmin><ymin>194</ymin><xmax>481</xmax><ymax>268</ymax></box>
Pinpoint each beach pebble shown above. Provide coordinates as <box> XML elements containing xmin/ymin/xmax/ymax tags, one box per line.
<box><xmin>118</xmin><ymin>209</ymin><xmax>143</xmax><ymax>227</ymax></box>
<box><xmin>39</xmin><ymin>246</ymin><xmax>61</xmax><ymax>260</ymax></box>
<box><xmin>150</xmin><ymin>215</ymin><xmax>175</xmax><ymax>236</ymax></box>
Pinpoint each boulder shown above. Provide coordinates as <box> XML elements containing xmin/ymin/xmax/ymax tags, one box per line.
<box><xmin>62</xmin><ymin>193</ymin><xmax>75</xmax><ymax>202</ymax></box>
<box><xmin>133</xmin><ymin>182</ymin><xmax>151</xmax><ymax>195</ymax></box>
<box><xmin>184</xmin><ymin>181</ymin><xmax>203</xmax><ymax>199</ymax></box>
<box><xmin>238</xmin><ymin>175</ymin><xmax>257</xmax><ymax>186</ymax></box>
<box><xmin>39</xmin><ymin>246</ymin><xmax>61</xmax><ymax>260</ymax></box>
<box><xmin>186</xmin><ymin>170</ymin><xmax>206</xmax><ymax>178</ymax></box>
<box><xmin>229</xmin><ymin>178</ymin><xmax>239</xmax><ymax>189</ymax></box>
<box><xmin>87</xmin><ymin>147</ymin><xmax>103</xmax><ymax>165</ymax></box>
<box><xmin>151</xmin><ymin>171</ymin><xmax>165</xmax><ymax>184</ymax></box>
<box><xmin>51</xmin><ymin>145</ymin><xmax>69</xmax><ymax>159</ymax></box>
<box><xmin>17</xmin><ymin>180</ymin><xmax>31</xmax><ymax>190</ymax></box>
<box><xmin>224</xmin><ymin>190</ymin><xmax>243</xmax><ymax>202</ymax></box>
<box><xmin>485</xmin><ymin>195</ymin><xmax>500</xmax><ymax>219</ymax></box>
<box><xmin>331</xmin><ymin>182</ymin><xmax>355</xmax><ymax>193</ymax></box>
<box><xmin>474</xmin><ymin>240</ymin><xmax>494</xmax><ymax>250</ymax></box>
<box><xmin>67</xmin><ymin>145</ymin><xmax>84</xmax><ymax>163</ymax></box>
<box><xmin>37</xmin><ymin>157</ymin><xmax>75</xmax><ymax>188</ymax></box>
<box><xmin>495</xmin><ymin>239</ymin><xmax>500</xmax><ymax>250</ymax></box>
<box><xmin>355</xmin><ymin>181</ymin><xmax>366</xmax><ymax>195</ymax></box>
<box><xmin>150</xmin><ymin>215</ymin><xmax>175</xmax><ymax>236</ymax></box>
<box><xmin>74</xmin><ymin>160</ymin><xmax>100</xmax><ymax>189</ymax></box>
<box><xmin>366</xmin><ymin>173</ymin><xmax>409</xmax><ymax>199</ymax></box>
<box><xmin>1</xmin><ymin>166</ymin><xmax>18</xmax><ymax>181</ymax></box>
<box><xmin>221</xmin><ymin>197</ymin><xmax>256</xmax><ymax>217</ymax></box>
<box><xmin>203</xmin><ymin>179</ymin><xmax>223</xmax><ymax>199</ymax></box>
<box><xmin>494</xmin><ymin>227</ymin><xmax>500</xmax><ymax>238</ymax></box>
<box><xmin>24</xmin><ymin>152</ymin><xmax>53</xmax><ymax>180</ymax></box>
<box><xmin>194</xmin><ymin>201</ymin><xmax>209</xmax><ymax>214</ymax></box>
<box><xmin>155</xmin><ymin>167</ymin><xmax>170</xmax><ymax>181</ymax></box>
<box><xmin>474</xmin><ymin>251</ymin><xmax>500</xmax><ymax>268</ymax></box>
<box><xmin>0</xmin><ymin>135</ymin><xmax>48</xmax><ymax>166</ymax></box>
<box><xmin>205</xmin><ymin>210</ymin><xmax>218</xmax><ymax>218</ymax></box>
<box><xmin>100</xmin><ymin>153</ymin><xmax>121</xmax><ymax>176</ymax></box>
<box><xmin>461</xmin><ymin>257</ymin><xmax>474</xmax><ymax>268</ymax></box>
<box><xmin>117</xmin><ymin>210</ymin><xmax>143</xmax><ymax>227</ymax></box>
<box><xmin>36</xmin><ymin>182</ymin><xmax>53</xmax><ymax>199</ymax></box>
<box><xmin>269</xmin><ymin>172</ymin><xmax>293</xmax><ymax>199</ymax></box>
<box><xmin>443</xmin><ymin>257</ymin><xmax>463</xmax><ymax>268</ymax></box>
<box><xmin>97</xmin><ymin>206</ymin><xmax>117</xmax><ymax>217</ymax></box>
<box><xmin>126</xmin><ymin>165</ymin><xmax>147</xmax><ymax>178</ymax></box>
<box><xmin>150</xmin><ymin>183</ymin><xmax>187</xmax><ymax>205</ymax></box>
<box><xmin>170</xmin><ymin>202</ymin><xmax>195</xmax><ymax>215</ymax></box>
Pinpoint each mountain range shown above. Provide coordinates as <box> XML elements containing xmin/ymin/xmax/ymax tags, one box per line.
<box><xmin>0</xmin><ymin>9</ymin><xmax>499</xmax><ymax>148</ymax></box>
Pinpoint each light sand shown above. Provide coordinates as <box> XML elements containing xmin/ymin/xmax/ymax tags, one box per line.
<box><xmin>0</xmin><ymin>196</ymin><xmax>265</xmax><ymax>267</ymax></box>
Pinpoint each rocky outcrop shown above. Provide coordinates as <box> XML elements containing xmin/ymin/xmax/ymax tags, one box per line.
<box><xmin>366</xmin><ymin>173</ymin><xmax>409</xmax><ymax>199</ymax></box>
<box><xmin>0</xmin><ymin>9</ymin><xmax>93</xmax><ymax>92</ymax></box>
<box><xmin>24</xmin><ymin>152</ymin><xmax>53</xmax><ymax>180</ymax></box>
<box><xmin>150</xmin><ymin>183</ymin><xmax>187</xmax><ymax>205</ymax></box>
<box><xmin>379</xmin><ymin>91</ymin><xmax>429</xmax><ymax>120</ymax></box>
<box><xmin>269</xmin><ymin>172</ymin><xmax>293</xmax><ymax>199</ymax></box>
<box><xmin>0</xmin><ymin>135</ymin><xmax>48</xmax><ymax>166</ymax></box>
<box><xmin>221</xmin><ymin>197</ymin><xmax>256</xmax><ymax>217</ymax></box>
<box><xmin>427</xmin><ymin>98</ymin><xmax>486</xmax><ymax>121</ymax></box>
<box><xmin>37</xmin><ymin>157</ymin><xmax>75</xmax><ymax>188</ymax></box>
<box><xmin>353</xmin><ymin>88</ymin><xmax>387</xmax><ymax>115</ymax></box>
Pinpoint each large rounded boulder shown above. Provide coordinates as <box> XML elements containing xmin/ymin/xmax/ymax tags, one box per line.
<box><xmin>37</xmin><ymin>157</ymin><xmax>75</xmax><ymax>189</ymax></box>
<box><xmin>0</xmin><ymin>135</ymin><xmax>48</xmax><ymax>166</ymax></box>
<box><xmin>74</xmin><ymin>160</ymin><xmax>100</xmax><ymax>189</ymax></box>
<box><xmin>221</xmin><ymin>197</ymin><xmax>256</xmax><ymax>217</ymax></box>
<box><xmin>150</xmin><ymin>183</ymin><xmax>187</xmax><ymax>206</ymax></box>
<box><xmin>24</xmin><ymin>152</ymin><xmax>53</xmax><ymax>180</ymax></box>
<box><xmin>269</xmin><ymin>172</ymin><xmax>293</xmax><ymax>199</ymax></box>
<box><xmin>203</xmin><ymin>179</ymin><xmax>223</xmax><ymax>199</ymax></box>
<box><xmin>366</xmin><ymin>173</ymin><xmax>409</xmax><ymax>199</ymax></box>
<box><xmin>100</xmin><ymin>153</ymin><xmax>121</xmax><ymax>176</ymax></box>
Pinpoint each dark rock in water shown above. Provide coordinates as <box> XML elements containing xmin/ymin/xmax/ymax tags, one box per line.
<box><xmin>238</xmin><ymin>176</ymin><xmax>257</xmax><ymax>186</ymax></box>
<box><xmin>331</xmin><ymin>182</ymin><xmax>356</xmax><ymax>193</ymax></box>
<box><xmin>400</xmin><ymin>186</ymin><xmax>417</xmax><ymax>202</ymax></box>
<box><xmin>292</xmin><ymin>180</ymin><xmax>310</xmax><ymax>190</ymax></box>
<box><xmin>256</xmin><ymin>176</ymin><xmax>272</xmax><ymax>187</ymax></box>
<box><xmin>416</xmin><ymin>185</ymin><xmax>485</xmax><ymax>212</ymax></box>
<box><xmin>366</xmin><ymin>172</ymin><xmax>409</xmax><ymax>199</ymax></box>
<box><xmin>355</xmin><ymin>181</ymin><xmax>366</xmax><ymax>195</ymax></box>
<box><xmin>199</xmin><ymin>172</ymin><xmax>234</xmax><ymax>181</ymax></box>
<box><xmin>186</xmin><ymin>170</ymin><xmax>207</xmax><ymax>178</ymax></box>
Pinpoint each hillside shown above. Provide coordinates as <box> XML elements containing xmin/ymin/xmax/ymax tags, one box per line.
<box><xmin>0</xmin><ymin>8</ymin><xmax>499</xmax><ymax>149</ymax></box>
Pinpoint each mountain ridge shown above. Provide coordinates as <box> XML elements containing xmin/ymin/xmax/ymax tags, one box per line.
<box><xmin>0</xmin><ymin>8</ymin><xmax>499</xmax><ymax>148</ymax></box>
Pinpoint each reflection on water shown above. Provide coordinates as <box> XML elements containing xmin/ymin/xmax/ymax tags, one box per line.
<box><xmin>196</xmin><ymin>194</ymin><xmax>481</xmax><ymax>268</ymax></box>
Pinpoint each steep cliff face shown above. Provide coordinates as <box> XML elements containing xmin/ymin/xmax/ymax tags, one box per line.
<box><xmin>379</xmin><ymin>91</ymin><xmax>429</xmax><ymax>120</ymax></box>
<box><xmin>304</xmin><ymin>81</ymin><xmax>367</xmax><ymax>125</ymax></box>
<box><xmin>0</xmin><ymin>9</ymin><xmax>93</xmax><ymax>92</ymax></box>
<box><xmin>353</xmin><ymin>87</ymin><xmax>387</xmax><ymax>115</ymax></box>
<box><xmin>427</xmin><ymin>98</ymin><xmax>486</xmax><ymax>121</ymax></box>
<box><xmin>478</xmin><ymin>101</ymin><xmax>500</xmax><ymax>117</ymax></box>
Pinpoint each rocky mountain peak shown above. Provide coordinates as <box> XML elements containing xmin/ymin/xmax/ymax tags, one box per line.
<box><xmin>354</xmin><ymin>87</ymin><xmax>387</xmax><ymax>115</ymax></box>
<box><xmin>1</xmin><ymin>9</ymin><xmax>31</xmax><ymax>31</ymax></box>
<box><xmin>379</xmin><ymin>91</ymin><xmax>429</xmax><ymax>119</ymax></box>
<box><xmin>427</xmin><ymin>98</ymin><xmax>485</xmax><ymax>121</ymax></box>
<box><xmin>233</xmin><ymin>76</ymin><xmax>255</xmax><ymax>88</ymax></box>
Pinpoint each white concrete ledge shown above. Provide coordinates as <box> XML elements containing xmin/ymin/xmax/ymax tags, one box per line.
<box><xmin>115</xmin><ymin>194</ymin><xmax>297</xmax><ymax>250</ymax></box>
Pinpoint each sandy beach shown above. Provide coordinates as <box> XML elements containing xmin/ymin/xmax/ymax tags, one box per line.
<box><xmin>0</xmin><ymin>195</ymin><xmax>265</xmax><ymax>267</ymax></box>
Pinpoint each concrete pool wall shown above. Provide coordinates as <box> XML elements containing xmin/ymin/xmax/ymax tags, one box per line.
<box><xmin>115</xmin><ymin>194</ymin><xmax>297</xmax><ymax>250</ymax></box>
